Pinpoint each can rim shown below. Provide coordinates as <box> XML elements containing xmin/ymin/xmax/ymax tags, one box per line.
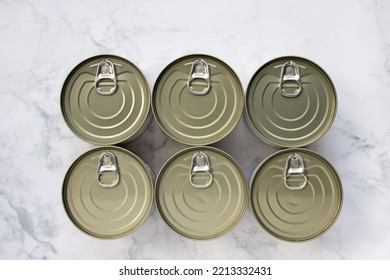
<box><xmin>155</xmin><ymin>145</ymin><xmax>248</xmax><ymax>240</ymax></box>
<box><xmin>245</xmin><ymin>56</ymin><xmax>338</xmax><ymax>148</ymax></box>
<box><xmin>62</xmin><ymin>146</ymin><xmax>154</xmax><ymax>239</ymax></box>
<box><xmin>249</xmin><ymin>147</ymin><xmax>343</xmax><ymax>242</ymax></box>
<box><xmin>152</xmin><ymin>54</ymin><xmax>244</xmax><ymax>146</ymax></box>
<box><xmin>60</xmin><ymin>54</ymin><xmax>151</xmax><ymax>146</ymax></box>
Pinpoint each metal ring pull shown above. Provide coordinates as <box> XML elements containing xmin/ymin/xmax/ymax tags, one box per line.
<box><xmin>284</xmin><ymin>153</ymin><xmax>307</xmax><ymax>191</ymax></box>
<box><xmin>92</xmin><ymin>59</ymin><xmax>120</xmax><ymax>95</ymax></box>
<box><xmin>275</xmin><ymin>60</ymin><xmax>305</xmax><ymax>98</ymax></box>
<box><xmin>187</xmin><ymin>59</ymin><xmax>211</xmax><ymax>95</ymax></box>
<box><xmin>96</xmin><ymin>151</ymin><xmax>120</xmax><ymax>188</ymax></box>
<box><xmin>189</xmin><ymin>151</ymin><xmax>213</xmax><ymax>188</ymax></box>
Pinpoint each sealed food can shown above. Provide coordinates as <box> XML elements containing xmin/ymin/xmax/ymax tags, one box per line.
<box><xmin>156</xmin><ymin>146</ymin><xmax>247</xmax><ymax>239</ymax></box>
<box><xmin>61</xmin><ymin>55</ymin><xmax>151</xmax><ymax>145</ymax></box>
<box><xmin>245</xmin><ymin>56</ymin><xmax>337</xmax><ymax>147</ymax></box>
<box><xmin>250</xmin><ymin>148</ymin><xmax>342</xmax><ymax>241</ymax></box>
<box><xmin>152</xmin><ymin>54</ymin><xmax>244</xmax><ymax>145</ymax></box>
<box><xmin>63</xmin><ymin>146</ymin><xmax>154</xmax><ymax>238</ymax></box>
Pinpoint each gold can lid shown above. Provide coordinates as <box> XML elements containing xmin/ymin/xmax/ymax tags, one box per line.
<box><xmin>246</xmin><ymin>56</ymin><xmax>337</xmax><ymax>147</ymax></box>
<box><xmin>61</xmin><ymin>55</ymin><xmax>150</xmax><ymax>145</ymax></box>
<box><xmin>156</xmin><ymin>146</ymin><xmax>248</xmax><ymax>239</ymax></box>
<box><xmin>152</xmin><ymin>54</ymin><xmax>244</xmax><ymax>145</ymax></box>
<box><xmin>63</xmin><ymin>146</ymin><xmax>154</xmax><ymax>238</ymax></box>
<box><xmin>250</xmin><ymin>148</ymin><xmax>342</xmax><ymax>241</ymax></box>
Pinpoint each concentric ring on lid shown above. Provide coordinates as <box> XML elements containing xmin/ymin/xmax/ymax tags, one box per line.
<box><xmin>61</xmin><ymin>55</ymin><xmax>151</xmax><ymax>145</ymax></box>
<box><xmin>152</xmin><ymin>54</ymin><xmax>244</xmax><ymax>145</ymax></box>
<box><xmin>250</xmin><ymin>148</ymin><xmax>342</xmax><ymax>241</ymax></box>
<box><xmin>156</xmin><ymin>146</ymin><xmax>248</xmax><ymax>239</ymax></box>
<box><xmin>62</xmin><ymin>146</ymin><xmax>154</xmax><ymax>238</ymax></box>
<box><xmin>245</xmin><ymin>56</ymin><xmax>337</xmax><ymax>147</ymax></box>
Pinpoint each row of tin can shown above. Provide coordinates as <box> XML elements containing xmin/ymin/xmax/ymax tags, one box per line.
<box><xmin>61</xmin><ymin>54</ymin><xmax>337</xmax><ymax>147</ymax></box>
<box><xmin>61</xmin><ymin>54</ymin><xmax>343</xmax><ymax>241</ymax></box>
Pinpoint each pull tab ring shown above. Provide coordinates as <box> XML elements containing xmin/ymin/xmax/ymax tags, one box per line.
<box><xmin>187</xmin><ymin>59</ymin><xmax>211</xmax><ymax>95</ymax></box>
<box><xmin>93</xmin><ymin>59</ymin><xmax>118</xmax><ymax>95</ymax></box>
<box><xmin>276</xmin><ymin>60</ymin><xmax>305</xmax><ymax>98</ymax></box>
<box><xmin>284</xmin><ymin>153</ymin><xmax>307</xmax><ymax>191</ymax></box>
<box><xmin>96</xmin><ymin>151</ymin><xmax>120</xmax><ymax>188</ymax></box>
<box><xmin>189</xmin><ymin>151</ymin><xmax>213</xmax><ymax>188</ymax></box>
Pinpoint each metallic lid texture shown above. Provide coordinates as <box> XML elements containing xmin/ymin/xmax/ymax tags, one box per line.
<box><xmin>63</xmin><ymin>146</ymin><xmax>154</xmax><ymax>239</ymax></box>
<box><xmin>152</xmin><ymin>54</ymin><xmax>244</xmax><ymax>145</ymax></box>
<box><xmin>250</xmin><ymin>148</ymin><xmax>342</xmax><ymax>241</ymax></box>
<box><xmin>61</xmin><ymin>55</ymin><xmax>151</xmax><ymax>145</ymax></box>
<box><xmin>246</xmin><ymin>56</ymin><xmax>337</xmax><ymax>148</ymax></box>
<box><xmin>156</xmin><ymin>146</ymin><xmax>248</xmax><ymax>239</ymax></box>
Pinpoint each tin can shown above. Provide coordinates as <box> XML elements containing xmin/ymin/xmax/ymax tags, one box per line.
<box><xmin>152</xmin><ymin>54</ymin><xmax>244</xmax><ymax>145</ymax></box>
<box><xmin>61</xmin><ymin>55</ymin><xmax>151</xmax><ymax>145</ymax></box>
<box><xmin>63</xmin><ymin>146</ymin><xmax>154</xmax><ymax>239</ymax></box>
<box><xmin>245</xmin><ymin>56</ymin><xmax>337</xmax><ymax>148</ymax></box>
<box><xmin>250</xmin><ymin>148</ymin><xmax>342</xmax><ymax>241</ymax></box>
<box><xmin>156</xmin><ymin>146</ymin><xmax>247</xmax><ymax>239</ymax></box>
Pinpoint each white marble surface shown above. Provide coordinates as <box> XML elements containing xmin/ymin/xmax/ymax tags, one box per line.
<box><xmin>1</xmin><ymin>0</ymin><xmax>389</xmax><ymax>259</ymax></box>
